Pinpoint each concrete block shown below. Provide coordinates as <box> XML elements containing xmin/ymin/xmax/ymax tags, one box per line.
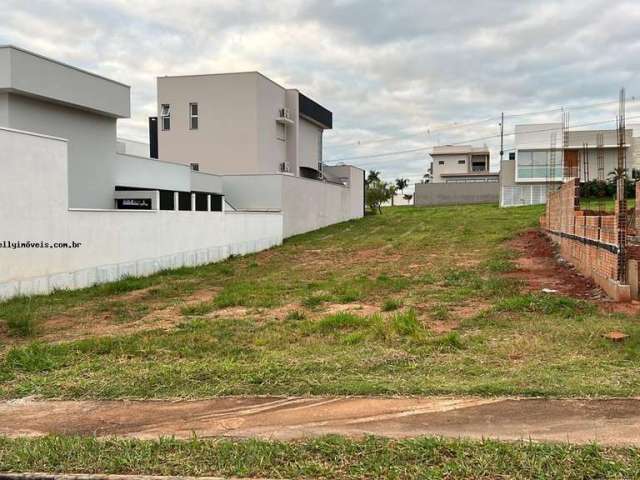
<box><xmin>49</xmin><ymin>272</ymin><xmax>74</xmax><ymax>292</ymax></box>
<box><xmin>97</xmin><ymin>265</ymin><xmax>118</xmax><ymax>284</ymax></box>
<box><xmin>0</xmin><ymin>281</ymin><xmax>19</xmax><ymax>301</ymax></box>
<box><xmin>118</xmin><ymin>262</ymin><xmax>137</xmax><ymax>279</ymax></box>
<box><xmin>183</xmin><ymin>251</ymin><xmax>197</xmax><ymax>267</ymax></box>
<box><xmin>207</xmin><ymin>247</ymin><xmax>221</xmax><ymax>263</ymax></box>
<box><xmin>171</xmin><ymin>253</ymin><xmax>185</xmax><ymax>269</ymax></box>
<box><xmin>196</xmin><ymin>249</ymin><xmax>208</xmax><ymax>265</ymax></box>
<box><xmin>158</xmin><ymin>255</ymin><xmax>174</xmax><ymax>272</ymax></box>
<box><xmin>19</xmin><ymin>276</ymin><xmax>49</xmax><ymax>297</ymax></box>
<box><xmin>137</xmin><ymin>259</ymin><xmax>160</xmax><ymax>277</ymax></box>
<box><xmin>74</xmin><ymin>268</ymin><xmax>98</xmax><ymax>289</ymax></box>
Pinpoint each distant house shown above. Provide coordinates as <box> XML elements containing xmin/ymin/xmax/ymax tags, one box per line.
<box><xmin>500</xmin><ymin>123</ymin><xmax>637</xmax><ymax>207</ymax></box>
<box><xmin>414</xmin><ymin>145</ymin><xmax>499</xmax><ymax>206</ymax></box>
<box><xmin>429</xmin><ymin>145</ymin><xmax>499</xmax><ymax>184</ymax></box>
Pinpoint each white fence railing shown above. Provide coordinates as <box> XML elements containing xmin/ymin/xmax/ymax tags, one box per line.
<box><xmin>500</xmin><ymin>184</ymin><xmax>553</xmax><ymax>208</ymax></box>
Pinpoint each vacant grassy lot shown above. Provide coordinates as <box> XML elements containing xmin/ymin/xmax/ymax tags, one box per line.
<box><xmin>1</xmin><ymin>204</ymin><xmax>639</xmax><ymax>399</ymax></box>
<box><xmin>1</xmin><ymin>435</ymin><xmax>639</xmax><ymax>479</ymax></box>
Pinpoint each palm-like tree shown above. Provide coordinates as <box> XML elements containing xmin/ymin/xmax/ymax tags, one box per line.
<box><xmin>395</xmin><ymin>177</ymin><xmax>409</xmax><ymax>195</ymax></box>
<box><xmin>366</xmin><ymin>170</ymin><xmax>381</xmax><ymax>185</ymax></box>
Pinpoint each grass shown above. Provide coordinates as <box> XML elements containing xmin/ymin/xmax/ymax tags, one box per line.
<box><xmin>0</xmin><ymin>435</ymin><xmax>639</xmax><ymax>479</ymax></box>
<box><xmin>1</xmin><ymin>203</ymin><xmax>640</xmax><ymax>399</ymax></box>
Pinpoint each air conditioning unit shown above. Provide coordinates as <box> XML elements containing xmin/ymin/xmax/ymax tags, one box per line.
<box><xmin>279</xmin><ymin>162</ymin><xmax>291</xmax><ymax>173</ymax></box>
<box><xmin>279</xmin><ymin>108</ymin><xmax>291</xmax><ymax>119</ymax></box>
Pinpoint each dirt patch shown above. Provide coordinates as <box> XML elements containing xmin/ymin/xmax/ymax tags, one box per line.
<box><xmin>323</xmin><ymin>303</ymin><xmax>380</xmax><ymax>317</ymax></box>
<box><xmin>0</xmin><ymin>288</ymin><xmax>222</xmax><ymax>347</ymax></box>
<box><xmin>2</xmin><ymin>396</ymin><xmax>640</xmax><ymax>446</ymax></box>
<box><xmin>506</xmin><ymin>230</ymin><xmax>603</xmax><ymax>300</ymax></box>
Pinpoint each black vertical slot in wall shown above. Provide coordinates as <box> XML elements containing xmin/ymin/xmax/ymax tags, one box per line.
<box><xmin>149</xmin><ymin>116</ymin><xmax>158</xmax><ymax>159</ymax></box>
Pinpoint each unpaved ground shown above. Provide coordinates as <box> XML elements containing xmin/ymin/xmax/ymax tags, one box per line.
<box><xmin>507</xmin><ymin>230</ymin><xmax>602</xmax><ymax>299</ymax></box>
<box><xmin>1</xmin><ymin>396</ymin><xmax>639</xmax><ymax>446</ymax></box>
<box><xmin>508</xmin><ymin>230</ymin><xmax>640</xmax><ymax>313</ymax></box>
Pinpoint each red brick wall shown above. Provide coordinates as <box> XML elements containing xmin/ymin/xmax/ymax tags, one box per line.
<box><xmin>540</xmin><ymin>179</ymin><xmax>625</xmax><ymax>293</ymax></box>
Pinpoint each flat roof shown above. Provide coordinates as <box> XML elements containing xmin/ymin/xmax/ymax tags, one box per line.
<box><xmin>0</xmin><ymin>45</ymin><xmax>130</xmax><ymax>118</ymax></box>
<box><xmin>431</xmin><ymin>145</ymin><xmax>490</xmax><ymax>155</ymax></box>
<box><xmin>0</xmin><ymin>45</ymin><xmax>130</xmax><ymax>88</ymax></box>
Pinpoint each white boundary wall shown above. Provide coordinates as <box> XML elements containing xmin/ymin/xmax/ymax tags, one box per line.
<box><xmin>500</xmin><ymin>184</ymin><xmax>550</xmax><ymax>208</ymax></box>
<box><xmin>0</xmin><ymin>127</ymin><xmax>283</xmax><ymax>300</ymax></box>
<box><xmin>221</xmin><ymin>166</ymin><xmax>364</xmax><ymax>238</ymax></box>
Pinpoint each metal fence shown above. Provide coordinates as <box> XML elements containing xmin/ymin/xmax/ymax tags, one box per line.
<box><xmin>500</xmin><ymin>184</ymin><xmax>552</xmax><ymax>208</ymax></box>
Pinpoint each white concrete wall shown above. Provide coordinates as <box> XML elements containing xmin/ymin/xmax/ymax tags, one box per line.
<box><xmin>5</xmin><ymin>93</ymin><xmax>118</xmax><ymax>209</ymax></box>
<box><xmin>0</xmin><ymin>92</ymin><xmax>7</xmax><ymax>125</ymax></box>
<box><xmin>117</xmin><ymin>138</ymin><xmax>150</xmax><ymax>157</ymax></box>
<box><xmin>515</xmin><ymin>123</ymin><xmax>564</xmax><ymax>150</ymax></box>
<box><xmin>221</xmin><ymin>175</ymin><xmax>284</xmax><ymax>211</ymax></box>
<box><xmin>191</xmin><ymin>171</ymin><xmax>223</xmax><ymax>194</ymax></box>
<box><xmin>222</xmin><ymin>171</ymin><xmax>364</xmax><ymax>237</ymax></box>
<box><xmin>0</xmin><ymin>127</ymin><xmax>283</xmax><ymax>300</ymax></box>
<box><xmin>299</xmin><ymin>117</ymin><xmax>322</xmax><ymax>171</ymax></box>
<box><xmin>281</xmin><ymin>175</ymin><xmax>360</xmax><ymax>237</ymax></box>
<box><xmin>114</xmin><ymin>154</ymin><xmax>192</xmax><ymax>192</ymax></box>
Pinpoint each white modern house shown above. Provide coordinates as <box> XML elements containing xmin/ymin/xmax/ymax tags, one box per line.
<box><xmin>155</xmin><ymin>72</ymin><xmax>331</xmax><ymax>179</ymax></box>
<box><xmin>152</xmin><ymin>72</ymin><xmax>363</xmax><ymax>237</ymax></box>
<box><xmin>0</xmin><ymin>45</ymin><xmax>364</xmax><ymax>300</ymax></box>
<box><xmin>500</xmin><ymin>123</ymin><xmax>636</xmax><ymax>207</ymax></box>
<box><xmin>428</xmin><ymin>145</ymin><xmax>498</xmax><ymax>184</ymax></box>
<box><xmin>414</xmin><ymin>144</ymin><xmax>499</xmax><ymax>206</ymax></box>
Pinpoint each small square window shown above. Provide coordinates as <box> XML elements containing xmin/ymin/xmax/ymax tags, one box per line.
<box><xmin>509</xmin><ymin>152</ymin><xmax>515</xmax><ymax>160</ymax></box>
<box><xmin>438</xmin><ymin>160</ymin><xmax>445</xmax><ymax>165</ymax></box>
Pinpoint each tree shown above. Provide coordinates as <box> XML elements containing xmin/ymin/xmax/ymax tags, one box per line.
<box><xmin>389</xmin><ymin>184</ymin><xmax>398</xmax><ymax>206</ymax></box>
<box><xmin>395</xmin><ymin>177</ymin><xmax>409</xmax><ymax>195</ymax></box>
<box><xmin>366</xmin><ymin>170</ymin><xmax>381</xmax><ymax>186</ymax></box>
<box><xmin>403</xmin><ymin>193</ymin><xmax>413</xmax><ymax>205</ymax></box>
<box><xmin>365</xmin><ymin>180</ymin><xmax>393</xmax><ymax>214</ymax></box>
<box><xmin>421</xmin><ymin>172</ymin><xmax>432</xmax><ymax>184</ymax></box>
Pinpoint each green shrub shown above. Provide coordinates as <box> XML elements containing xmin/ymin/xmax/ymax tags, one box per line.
<box><xmin>382</xmin><ymin>299</ymin><xmax>402</xmax><ymax>312</ymax></box>
<box><xmin>316</xmin><ymin>313</ymin><xmax>368</xmax><ymax>333</ymax></box>
<box><xmin>392</xmin><ymin>309</ymin><xmax>423</xmax><ymax>337</ymax></box>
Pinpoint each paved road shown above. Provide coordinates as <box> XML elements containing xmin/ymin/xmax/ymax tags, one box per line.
<box><xmin>1</xmin><ymin>396</ymin><xmax>639</xmax><ymax>445</ymax></box>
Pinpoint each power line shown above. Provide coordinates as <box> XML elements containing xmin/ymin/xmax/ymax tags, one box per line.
<box><xmin>326</xmin><ymin>115</ymin><xmax>640</xmax><ymax>164</ymax></box>
<box><xmin>325</xmin><ymin>96</ymin><xmax>638</xmax><ymax>151</ymax></box>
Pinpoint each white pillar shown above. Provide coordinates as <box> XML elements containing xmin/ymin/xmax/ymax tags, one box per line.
<box><xmin>191</xmin><ymin>193</ymin><xmax>196</xmax><ymax>211</ymax></box>
<box><xmin>152</xmin><ymin>191</ymin><xmax>160</xmax><ymax>211</ymax></box>
<box><xmin>206</xmin><ymin>194</ymin><xmax>212</xmax><ymax>212</ymax></box>
<box><xmin>173</xmin><ymin>192</ymin><xmax>179</xmax><ymax>211</ymax></box>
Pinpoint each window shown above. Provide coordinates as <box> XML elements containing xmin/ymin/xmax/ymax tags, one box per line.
<box><xmin>438</xmin><ymin>160</ymin><xmax>445</xmax><ymax>165</ymax></box>
<box><xmin>190</xmin><ymin>163</ymin><xmax>199</xmax><ymax>171</ymax></box>
<box><xmin>189</xmin><ymin>103</ymin><xmax>198</xmax><ymax>130</ymax></box>
<box><xmin>458</xmin><ymin>160</ymin><xmax>466</xmax><ymax>164</ymax></box>
<box><xmin>161</xmin><ymin>104</ymin><xmax>171</xmax><ymax>131</ymax></box>
<box><xmin>517</xmin><ymin>149</ymin><xmax>562</xmax><ymax>179</ymax></box>
<box><xmin>509</xmin><ymin>152</ymin><xmax>515</xmax><ymax>161</ymax></box>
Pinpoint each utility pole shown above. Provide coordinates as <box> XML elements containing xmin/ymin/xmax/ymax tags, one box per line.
<box><xmin>499</xmin><ymin>112</ymin><xmax>504</xmax><ymax>163</ymax></box>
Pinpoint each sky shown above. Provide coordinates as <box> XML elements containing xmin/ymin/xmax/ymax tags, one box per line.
<box><xmin>2</xmin><ymin>0</ymin><xmax>640</xmax><ymax>190</ymax></box>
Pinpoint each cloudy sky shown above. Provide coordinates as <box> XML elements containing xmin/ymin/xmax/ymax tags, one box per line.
<box><xmin>2</xmin><ymin>0</ymin><xmax>639</xmax><ymax>189</ymax></box>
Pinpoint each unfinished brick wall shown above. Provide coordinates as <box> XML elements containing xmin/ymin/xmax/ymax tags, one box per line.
<box><xmin>540</xmin><ymin>179</ymin><xmax>629</xmax><ymax>300</ymax></box>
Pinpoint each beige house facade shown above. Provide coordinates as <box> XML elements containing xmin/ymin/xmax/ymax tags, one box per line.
<box><xmin>156</xmin><ymin>72</ymin><xmax>331</xmax><ymax>179</ymax></box>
